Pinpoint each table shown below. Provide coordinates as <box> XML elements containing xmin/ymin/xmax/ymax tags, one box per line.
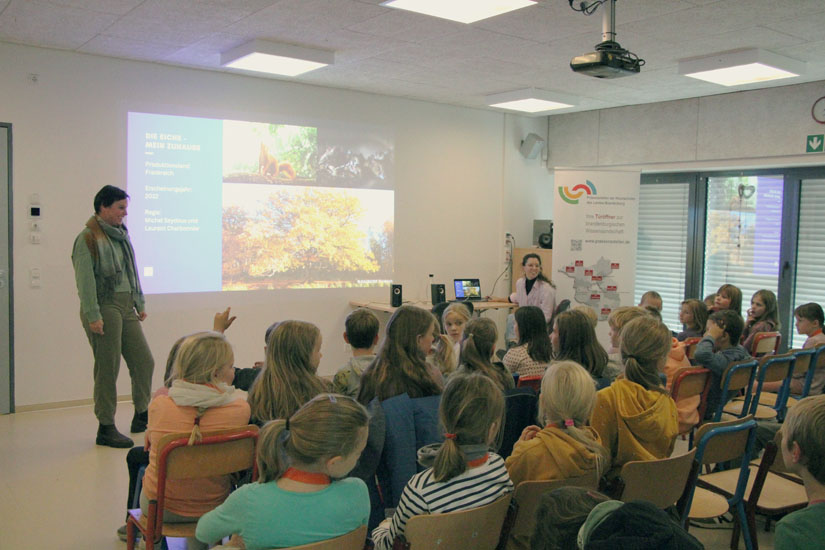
<box><xmin>349</xmin><ymin>300</ymin><xmax>515</xmax><ymax>315</ymax></box>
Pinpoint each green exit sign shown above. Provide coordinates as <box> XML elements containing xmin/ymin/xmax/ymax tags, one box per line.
<box><xmin>808</xmin><ymin>134</ymin><xmax>824</xmax><ymax>153</ymax></box>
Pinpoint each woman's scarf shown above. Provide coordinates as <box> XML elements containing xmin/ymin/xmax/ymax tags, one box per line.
<box><xmin>84</xmin><ymin>215</ymin><xmax>143</xmax><ymax>297</ymax></box>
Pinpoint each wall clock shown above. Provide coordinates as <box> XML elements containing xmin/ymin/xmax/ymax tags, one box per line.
<box><xmin>813</xmin><ymin>96</ymin><xmax>825</xmax><ymax>124</ymax></box>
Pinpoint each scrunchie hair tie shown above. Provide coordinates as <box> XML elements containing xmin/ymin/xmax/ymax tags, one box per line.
<box><xmin>624</xmin><ymin>353</ymin><xmax>640</xmax><ymax>362</ymax></box>
<box><xmin>564</xmin><ymin>419</ymin><xmax>575</xmax><ymax>427</ymax></box>
<box><xmin>285</xmin><ymin>417</ymin><xmax>290</xmax><ymax>431</ymax></box>
<box><xmin>444</xmin><ymin>433</ymin><xmax>457</xmax><ymax>440</ymax></box>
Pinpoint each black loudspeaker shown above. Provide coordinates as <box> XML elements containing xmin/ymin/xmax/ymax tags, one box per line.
<box><xmin>391</xmin><ymin>284</ymin><xmax>403</xmax><ymax>307</ymax></box>
<box><xmin>431</xmin><ymin>283</ymin><xmax>446</xmax><ymax>305</ymax></box>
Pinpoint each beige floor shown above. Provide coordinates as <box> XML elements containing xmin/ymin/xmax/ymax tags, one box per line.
<box><xmin>0</xmin><ymin>404</ymin><xmax>777</xmax><ymax>550</ymax></box>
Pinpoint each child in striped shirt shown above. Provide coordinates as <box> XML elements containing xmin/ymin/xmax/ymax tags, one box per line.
<box><xmin>371</xmin><ymin>373</ymin><xmax>513</xmax><ymax>549</ymax></box>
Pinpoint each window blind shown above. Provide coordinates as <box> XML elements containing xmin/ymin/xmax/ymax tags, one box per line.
<box><xmin>792</xmin><ymin>179</ymin><xmax>825</xmax><ymax>349</ymax></box>
<box><xmin>635</xmin><ymin>182</ymin><xmax>689</xmax><ymax>332</ymax></box>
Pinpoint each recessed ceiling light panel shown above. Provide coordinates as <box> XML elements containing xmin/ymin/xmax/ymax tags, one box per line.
<box><xmin>381</xmin><ymin>0</ymin><xmax>536</xmax><ymax>24</ymax></box>
<box><xmin>679</xmin><ymin>49</ymin><xmax>805</xmax><ymax>87</ymax></box>
<box><xmin>221</xmin><ymin>40</ymin><xmax>334</xmax><ymax>77</ymax></box>
<box><xmin>486</xmin><ymin>89</ymin><xmax>577</xmax><ymax>114</ymax></box>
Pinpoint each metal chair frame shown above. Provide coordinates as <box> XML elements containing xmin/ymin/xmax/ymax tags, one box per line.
<box><xmin>683</xmin><ymin>417</ymin><xmax>759</xmax><ymax>550</ymax></box>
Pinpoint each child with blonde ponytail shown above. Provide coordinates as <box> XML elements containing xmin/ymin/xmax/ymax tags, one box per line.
<box><xmin>196</xmin><ymin>394</ymin><xmax>370</xmax><ymax>549</ymax></box>
<box><xmin>371</xmin><ymin>373</ymin><xmax>513</xmax><ymax>550</ymax></box>
<box><xmin>142</xmin><ymin>332</ymin><xmax>250</xmax><ymax>550</ymax></box>
<box><xmin>506</xmin><ymin>361</ymin><xmax>610</xmax><ymax>487</ymax></box>
<box><xmin>591</xmin><ymin>316</ymin><xmax>678</xmax><ymax>477</ymax></box>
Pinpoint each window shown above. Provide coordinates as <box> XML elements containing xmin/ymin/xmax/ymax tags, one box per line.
<box><xmin>792</xmin><ymin>179</ymin><xmax>825</xmax><ymax>349</ymax></box>
<box><xmin>703</xmin><ymin>175</ymin><xmax>783</xmax><ymax>317</ymax></box>
<box><xmin>638</xmin><ymin>167</ymin><xmax>825</xmax><ymax>352</ymax></box>
<box><xmin>635</xmin><ymin>182</ymin><xmax>689</xmax><ymax>331</ymax></box>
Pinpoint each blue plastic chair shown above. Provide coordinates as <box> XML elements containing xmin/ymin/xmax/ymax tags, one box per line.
<box><xmin>724</xmin><ymin>353</ymin><xmax>795</xmax><ymax>421</ymax></box>
<box><xmin>711</xmin><ymin>359</ymin><xmax>758</xmax><ymax>422</ymax></box>
<box><xmin>684</xmin><ymin>416</ymin><xmax>758</xmax><ymax>550</ymax></box>
<box><xmin>791</xmin><ymin>344</ymin><xmax>825</xmax><ymax>399</ymax></box>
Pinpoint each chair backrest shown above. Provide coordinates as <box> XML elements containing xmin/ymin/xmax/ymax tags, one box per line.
<box><xmin>713</xmin><ymin>359</ymin><xmax>758</xmax><ymax>421</ymax></box>
<box><xmin>153</xmin><ymin>425</ymin><xmax>259</xmax><ymax>534</ymax></box>
<box><xmin>721</xmin><ymin>359</ymin><xmax>758</xmax><ymax>393</ymax></box>
<box><xmin>803</xmin><ymin>344</ymin><xmax>825</xmax><ymax>397</ymax></box>
<box><xmin>507</xmin><ymin>471</ymin><xmax>599</xmax><ymax>549</ymax></box>
<box><xmin>693</xmin><ymin>415</ymin><xmax>756</xmax><ymax>465</ymax></box>
<box><xmin>752</xmin><ymin>331</ymin><xmax>781</xmax><ymax>357</ymax></box>
<box><xmin>157</xmin><ymin>425</ymin><xmax>259</xmax><ymax>481</ymax></box>
<box><xmin>683</xmin><ymin>337</ymin><xmax>701</xmax><ymax>361</ymax></box>
<box><xmin>789</xmin><ymin>348</ymin><xmax>813</xmax><ymax>378</ymax></box>
<box><xmin>619</xmin><ymin>448</ymin><xmax>698</xmax><ymax>508</ymax></box>
<box><xmin>278</xmin><ymin>525</ymin><xmax>367</xmax><ymax>550</ymax></box>
<box><xmin>399</xmin><ymin>494</ymin><xmax>512</xmax><ymax>550</ymax></box>
<box><xmin>500</xmin><ymin>388</ymin><xmax>538</xmax><ymax>459</ymax></box>
<box><xmin>671</xmin><ymin>368</ymin><xmax>712</xmax><ymax>422</ymax></box>
<box><xmin>682</xmin><ymin>415</ymin><xmax>757</xmax><ymax>529</ymax></box>
<box><xmin>757</xmin><ymin>352</ymin><xmax>795</xmax><ymax>384</ymax></box>
<box><xmin>516</xmin><ymin>375</ymin><xmax>542</xmax><ymax>393</ymax></box>
<box><xmin>749</xmin><ymin>352</ymin><xmax>796</xmax><ymax>416</ymax></box>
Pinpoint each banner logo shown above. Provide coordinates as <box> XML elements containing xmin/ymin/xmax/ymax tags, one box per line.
<box><xmin>558</xmin><ymin>180</ymin><xmax>597</xmax><ymax>204</ymax></box>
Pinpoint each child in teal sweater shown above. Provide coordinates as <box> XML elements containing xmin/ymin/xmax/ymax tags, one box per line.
<box><xmin>195</xmin><ymin>394</ymin><xmax>370</xmax><ymax>549</ymax></box>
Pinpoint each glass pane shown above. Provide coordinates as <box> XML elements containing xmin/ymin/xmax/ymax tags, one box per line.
<box><xmin>703</xmin><ymin>175</ymin><xmax>783</xmax><ymax>316</ymax></box>
<box><xmin>635</xmin><ymin>182</ymin><xmax>689</xmax><ymax>332</ymax></box>
<box><xmin>793</xmin><ymin>179</ymin><xmax>825</xmax><ymax>349</ymax></box>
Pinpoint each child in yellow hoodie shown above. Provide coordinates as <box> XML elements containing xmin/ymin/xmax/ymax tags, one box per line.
<box><xmin>591</xmin><ymin>316</ymin><xmax>678</xmax><ymax>478</ymax></box>
<box><xmin>506</xmin><ymin>360</ymin><xmax>611</xmax><ymax>550</ymax></box>
<box><xmin>506</xmin><ymin>360</ymin><xmax>611</xmax><ymax>487</ymax></box>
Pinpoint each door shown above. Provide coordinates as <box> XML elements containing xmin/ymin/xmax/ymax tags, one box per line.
<box><xmin>0</xmin><ymin>123</ymin><xmax>12</xmax><ymax>413</ymax></box>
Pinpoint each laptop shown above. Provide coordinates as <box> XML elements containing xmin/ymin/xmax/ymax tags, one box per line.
<box><xmin>454</xmin><ymin>278</ymin><xmax>482</xmax><ymax>301</ymax></box>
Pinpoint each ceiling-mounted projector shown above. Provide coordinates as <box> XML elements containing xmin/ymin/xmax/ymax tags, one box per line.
<box><xmin>569</xmin><ymin>0</ymin><xmax>644</xmax><ymax>79</ymax></box>
<box><xmin>570</xmin><ymin>41</ymin><xmax>641</xmax><ymax>78</ymax></box>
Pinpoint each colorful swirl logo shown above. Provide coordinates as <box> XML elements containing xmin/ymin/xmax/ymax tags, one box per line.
<box><xmin>558</xmin><ymin>180</ymin><xmax>597</xmax><ymax>204</ymax></box>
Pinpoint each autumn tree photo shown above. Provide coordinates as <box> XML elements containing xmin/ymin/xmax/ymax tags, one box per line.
<box><xmin>222</xmin><ymin>187</ymin><xmax>389</xmax><ymax>289</ymax></box>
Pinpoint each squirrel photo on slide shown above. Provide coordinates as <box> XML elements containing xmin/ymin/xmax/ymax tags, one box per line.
<box><xmin>259</xmin><ymin>143</ymin><xmax>296</xmax><ymax>181</ymax></box>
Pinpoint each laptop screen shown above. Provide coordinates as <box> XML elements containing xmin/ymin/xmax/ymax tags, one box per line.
<box><xmin>454</xmin><ymin>279</ymin><xmax>482</xmax><ymax>300</ymax></box>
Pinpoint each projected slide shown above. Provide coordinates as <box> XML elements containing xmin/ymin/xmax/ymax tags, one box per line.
<box><xmin>127</xmin><ymin>112</ymin><xmax>394</xmax><ymax>294</ymax></box>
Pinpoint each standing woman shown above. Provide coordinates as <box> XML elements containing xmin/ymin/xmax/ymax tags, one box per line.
<box><xmin>72</xmin><ymin>185</ymin><xmax>154</xmax><ymax>448</ymax></box>
<box><xmin>490</xmin><ymin>253</ymin><xmax>556</xmax><ymax>324</ymax></box>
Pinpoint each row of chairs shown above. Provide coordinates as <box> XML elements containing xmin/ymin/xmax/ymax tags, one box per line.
<box><xmin>122</xmin><ymin>419</ymin><xmax>806</xmax><ymax>550</ymax></box>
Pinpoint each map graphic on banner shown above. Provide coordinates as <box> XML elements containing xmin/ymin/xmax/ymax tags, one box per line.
<box><xmin>553</xmin><ymin>170</ymin><xmax>640</xmax><ymax>338</ymax></box>
<box><xmin>559</xmin><ymin>257</ymin><xmax>625</xmax><ymax>320</ymax></box>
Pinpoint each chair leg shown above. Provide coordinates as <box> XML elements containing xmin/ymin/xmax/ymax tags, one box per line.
<box><xmin>731</xmin><ymin>516</ymin><xmax>740</xmax><ymax>550</ymax></box>
<box><xmin>736</xmin><ymin>502</ymin><xmax>754</xmax><ymax>550</ymax></box>
<box><xmin>747</xmin><ymin>507</ymin><xmax>759</xmax><ymax>550</ymax></box>
<box><xmin>127</xmin><ymin>521</ymin><xmax>136</xmax><ymax>550</ymax></box>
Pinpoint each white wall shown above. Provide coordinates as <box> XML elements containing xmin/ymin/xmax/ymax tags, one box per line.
<box><xmin>547</xmin><ymin>80</ymin><xmax>825</xmax><ymax>170</ymax></box>
<box><xmin>1</xmin><ymin>42</ymin><xmax>549</xmax><ymax>408</ymax></box>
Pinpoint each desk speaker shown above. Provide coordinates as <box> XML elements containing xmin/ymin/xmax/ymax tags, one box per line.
<box><xmin>391</xmin><ymin>284</ymin><xmax>403</xmax><ymax>307</ymax></box>
<box><xmin>431</xmin><ymin>284</ymin><xmax>446</xmax><ymax>305</ymax></box>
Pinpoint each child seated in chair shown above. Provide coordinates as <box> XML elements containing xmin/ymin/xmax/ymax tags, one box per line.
<box><xmin>196</xmin><ymin>394</ymin><xmax>370</xmax><ymax>550</ymax></box>
<box><xmin>506</xmin><ymin>361</ymin><xmax>610</xmax><ymax>488</ymax></box>
<box><xmin>590</xmin><ymin>316</ymin><xmax>678</xmax><ymax>480</ymax></box>
<box><xmin>775</xmin><ymin>394</ymin><xmax>825</xmax><ymax>550</ymax></box>
<box><xmin>333</xmin><ymin>308</ymin><xmax>380</xmax><ymax>399</ymax></box>
<box><xmin>141</xmin><ymin>332</ymin><xmax>251</xmax><ymax>550</ymax></box>
<box><xmin>692</xmin><ymin>309</ymin><xmax>750</xmax><ymax>419</ymax></box>
<box><xmin>763</xmin><ymin>302</ymin><xmax>825</xmax><ymax>396</ymax></box>
<box><xmin>370</xmin><ymin>373</ymin><xmax>513</xmax><ymax>550</ymax></box>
